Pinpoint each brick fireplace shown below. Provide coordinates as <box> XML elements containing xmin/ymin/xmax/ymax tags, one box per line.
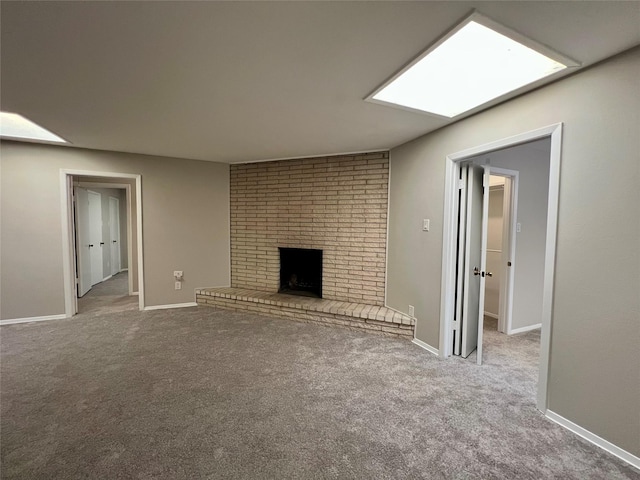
<box><xmin>197</xmin><ymin>151</ymin><xmax>415</xmax><ymax>338</ymax></box>
<box><xmin>230</xmin><ymin>152</ymin><xmax>388</xmax><ymax>305</ymax></box>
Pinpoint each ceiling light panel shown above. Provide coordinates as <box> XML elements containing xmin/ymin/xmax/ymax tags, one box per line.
<box><xmin>0</xmin><ymin>112</ymin><xmax>68</xmax><ymax>143</ymax></box>
<box><xmin>370</xmin><ymin>15</ymin><xmax>571</xmax><ymax>118</ymax></box>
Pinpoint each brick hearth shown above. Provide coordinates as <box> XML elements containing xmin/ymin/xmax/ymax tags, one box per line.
<box><xmin>196</xmin><ymin>288</ymin><xmax>414</xmax><ymax>338</ymax></box>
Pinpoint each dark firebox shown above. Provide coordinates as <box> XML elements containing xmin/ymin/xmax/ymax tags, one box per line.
<box><xmin>278</xmin><ymin>247</ymin><xmax>322</xmax><ymax>298</ymax></box>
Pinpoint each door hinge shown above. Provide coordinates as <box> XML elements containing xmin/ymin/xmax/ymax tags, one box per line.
<box><xmin>458</xmin><ymin>179</ymin><xmax>464</xmax><ymax>189</ymax></box>
<box><xmin>453</xmin><ymin>320</ymin><xmax>459</xmax><ymax>331</ymax></box>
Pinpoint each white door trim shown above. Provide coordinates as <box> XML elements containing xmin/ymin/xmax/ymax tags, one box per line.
<box><xmin>108</xmin><ymin>196</ymin><xmax>122</xmax><ymax>276</ymax></box>
<box><xmin>438</xmin><ymin>123</ymin><xmax>563</xmax><ymax>412</ymax></box>
<box><xmin>60</xmin><ymin>169</ymin><xmax>144</xmax><ymax>314</ymax></box>
<box><xmin>486</xmin><ymin>167</ymin><xmax>519</xmax><ymax>334</ymax></box>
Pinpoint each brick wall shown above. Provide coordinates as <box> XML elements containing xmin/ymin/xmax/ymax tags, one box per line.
<box><xmin>230</xmin><ymin>152</ymin><xmax>389</xmax><ymax>305</ymax></box>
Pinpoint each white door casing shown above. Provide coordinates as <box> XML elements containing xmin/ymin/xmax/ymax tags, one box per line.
<box><xmin>88</xmin><ymin>190</ymin><xmax>103</xmax><ymax>286</ymax></box>
<box><xmin>439</xmin><ymin>123</ymin><xmax>563</xmax><ymax>412</ymax></box>
<box><xmin>75</xmin><ymin>187</ymin><xmax>92</xmax><ymax>297</ymax></box>
<box><xmin>109</xmin><ymin>196</ymin><xmax>121</xmax><ymax>275</ymax></box>
<box><xmin>489</xmin><ymin>168</ymin><xmax>519</xmax><ymax>334</ymax></box>
<box><xmin>60</xmin><ymin>169</ymin><xmax>145</xmax><ymax>316</ymax></box>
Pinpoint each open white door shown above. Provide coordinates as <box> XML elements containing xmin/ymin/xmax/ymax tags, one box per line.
<box><xmin>459</xmin><ymin>165</ymin><xmax>490</xmax><ymax>364</ymax></box>
<box><xmin>109</xmin><ymin>197</ymin><xmax>121</xmax><ymax>275</ymax></box>
<box><xmin>75</xmin><ymin>187</ymin><xmax>92</xmax><ymax>297</ymax></box>
<box><xmin>88</xmin><ymin>191</ymin><xmax>103</xmax><ymax>286</ymax></box>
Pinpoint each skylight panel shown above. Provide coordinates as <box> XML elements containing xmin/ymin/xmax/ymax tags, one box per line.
<box><xmin>0</xmin><ymin>112</ymin><xmax>68</xmax><ymax>143</ymax></box>
<box><xmin>370</xmin><ymin>14</ymin><xmax>575</xmax><ymax>118</ymax></box>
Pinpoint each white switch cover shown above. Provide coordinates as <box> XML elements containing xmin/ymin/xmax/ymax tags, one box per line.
<box><xmin>408</xmin><ymin>305</ymin><xmax>415</xmax><ymax>317</ymax></box>
<box><xmin>423</xmin><ymin>219</ymin><xmax>430</xmax><ymax>231</ymax></box>
<box><xmin>175</xmin><ymin>281</ymin><xmax>182</xmax><ymax>290</ymax></box>
<box><xmin>516</xmin><ymin>223</ymin><xmax>522</xmax><ymax>233</ymax></box>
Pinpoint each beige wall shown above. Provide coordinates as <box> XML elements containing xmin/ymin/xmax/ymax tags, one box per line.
<box><xmin>387</xmin><ymin>48</ymin><xmax>640</xmax><ymax>455</ymax></box>
<box><xmin>0</xmin><ymin>141</ymin><xmax>230</xmax><ymax>318</ymax></box>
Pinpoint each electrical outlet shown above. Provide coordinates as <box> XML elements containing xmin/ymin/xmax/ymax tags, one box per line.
<box><xmin>408</xmin><ymin>305</ymin><xmax>415</xmax><ymax>317</ymax></box>
<box><xmin>175</xmin><ymin>281</ymin><xmax>182</xmax><ymax>290</ymax></box>
<box><xmin>173</xmin><ymin>270</ymin><xmax>183</xmax><ymax>279</ymax></box>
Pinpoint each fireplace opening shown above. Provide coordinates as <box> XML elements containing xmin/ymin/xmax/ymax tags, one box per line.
<box><xmin>279</xmin><ymin>247</ymin><xmax>322</xmax><ymax>298</ymax></box>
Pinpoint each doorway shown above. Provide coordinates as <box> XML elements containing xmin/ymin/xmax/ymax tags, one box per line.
<box><xmin>61</xmin><ymin>170</ymin><xmax>144</xmax><ymax>316</ymax></box>
<box><xmin>439</xmin><ymin>124</ymin><xmax>562</xmax><ymax>412</ymax></box>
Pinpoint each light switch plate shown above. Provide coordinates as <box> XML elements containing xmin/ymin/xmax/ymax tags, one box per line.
<box><xmin>423</xmin><ymin>219</ymin><xmax>430</xmax><ymax>231</ymax></box>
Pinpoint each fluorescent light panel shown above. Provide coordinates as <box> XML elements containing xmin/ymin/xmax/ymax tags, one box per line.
<box><xmin>0</xmin><ymin>111</ymin><xmax>67</xmax><ymax>143</ymax></box>
<box><xmin>372</xmin><ymin>17</ymin><xmax>568</xmax><ymax>118</ymax></box>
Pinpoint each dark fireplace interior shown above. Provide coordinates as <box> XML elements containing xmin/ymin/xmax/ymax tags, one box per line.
<box><xmin>279</xmin><ymin>247</ymin><xmax>322</xmax><ymax>298</ymax></box>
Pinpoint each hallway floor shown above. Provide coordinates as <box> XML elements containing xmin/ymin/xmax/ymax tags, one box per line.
<box><xmin>77</xmin><ymin>271</ymin><xmax>138</xmax><ymax>315</ymax></box>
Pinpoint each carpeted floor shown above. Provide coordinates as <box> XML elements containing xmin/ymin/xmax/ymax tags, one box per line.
<box><xmin>77</xmin><ymin>271</ymin><xmax>138</xmax><ymax>315</ymax></box>
<box><xmin>1</xmin><ymin>305</ymin><xmax>638</xmax><ymax>479</ymax></box>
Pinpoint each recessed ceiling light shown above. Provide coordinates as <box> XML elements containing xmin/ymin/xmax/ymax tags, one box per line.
<box><xmin>369</xmin><ymin>13</ymin><xmax>578</xmax><ymax>118</ymax></box>
<box><xmin>0</xmin><ymin>111</ymin><xmax>68</xmax><ymax>143</ymax></box>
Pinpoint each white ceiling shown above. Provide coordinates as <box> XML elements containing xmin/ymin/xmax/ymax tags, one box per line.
<box><xmin>2</xmin><ymin>1</ymin><xmax>639</xmax><ymax>164</ymax></box>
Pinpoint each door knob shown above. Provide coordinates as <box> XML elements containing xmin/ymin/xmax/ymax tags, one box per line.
<box><xmin>100</xmin><ymin>242</ymin><xmax>105</xmax><ymax>246</ymax></box>
<box><xmin>473</xmin><ymin>267</ymin><xmax>480</xmax><ymax>276</ymax></box>
<box><xmin>89</xmin><ymin>244</ymin><xmax>94</xmax><ymax>248</ymax></box>
<box><xmin>112</xmin><ymin>240</ymin><xmax>117</xmax><ymax>243</ymax></box>
<box><xmin>481</xmin><ymin>271</ymin><xmax>493</xmax><ymax>277</ymax></box>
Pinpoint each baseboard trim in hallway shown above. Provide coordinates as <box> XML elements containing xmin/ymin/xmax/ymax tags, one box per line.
<box><xmin>0</xmin><ymin>314</ymin><xmax>67</xmax><ymax>326</ymax></box>
<box><xmin>411</xmin><ymin>338</ymin><xmax>439</xmax><ymax>356</ymax></box>
<box><xmin>546</xmin><ymin>410</ymin><xmax>640</xmax><ymax>469</ymax></box>
<box><xmin>143</xmin><ymin>302</ymin><xmax>198</xmax><ymax>311</ymax></box>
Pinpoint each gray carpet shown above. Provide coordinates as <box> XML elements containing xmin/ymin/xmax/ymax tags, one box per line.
<box><xmin>1</xmin><ymin>306</ymin><xmax>638</xmax><ymax>479</ymax></box>
<box><xmin>78</xmin><ymin>271</ymin><xmax>138</xmax><ymax>315</ymax></box>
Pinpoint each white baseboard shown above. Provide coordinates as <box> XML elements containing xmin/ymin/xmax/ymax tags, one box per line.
<box><xmin>102</xmin><ymin>274</ymin><xmax>113</xmax><ymax>282</ymax></box>
<box><xmin>546</xmin><ymin>410</ymin><xmax>640</xmax><ymax>469</ymax></box>
<box><xmin>120</xmin><ymin>268</ymin><xmax>129</xmax><ymax>272</ymax></box>
<box><xmin>412</xmin><ymin>338</ymin><xmax>439</xmax><ymax>356</ymax></box>
<box><xmin>0</xmin><ymin>314</ymin><xmax>68</xmax><ymax>326</ymax></box>
<box><xmin>508</xmin><ymin>323</ymin><xmax>541</xmax><ymax>335</ymax></box>
<box><xmin>143</xmin><ymin>302</ymin><xmax>198</xmax><ymax>311</ymax></box>
<box><xmin>483</xmin><ymin>311</ymin><xmax>499</xmax><ymax>319</ymax></box>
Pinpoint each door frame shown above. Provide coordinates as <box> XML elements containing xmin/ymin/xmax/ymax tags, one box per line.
<box><xmin>108</xmin><ymin>195</ymin><xmax>122</xmax><ymax>276</ymax></box>
<box><xmin>60</xmin><ymin>169</ymin><xmax>144</xmax><ymax>315</ymax></box>
<box><xmin>438</xmin><ymin>123</ymin><xmax>562</xmax><ymax>412</ymax></box>
<box><xmin>486</xmin><ymin>168</ymin><xmax>519</xmax><ymax>334</ymax></box>
<box><xmin>87</xmin><ymin>189</ymin><xmax>104</xmax><ymax>286</ymax></box>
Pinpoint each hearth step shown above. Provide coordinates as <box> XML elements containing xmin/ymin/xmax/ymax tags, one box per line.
<box><xmin>195</xmin><ymin>287</ymin><xmax>415</xmax><ymax>338</ymax></box>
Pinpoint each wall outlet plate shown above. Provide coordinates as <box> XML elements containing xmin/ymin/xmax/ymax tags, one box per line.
<box><xmin>175</xmin><ymin>281</ymin><xmax>182</xmax><ymax>290</ymax></box>
<box><xmin>408</xmin><ymin>305</ymin><xmax>415</xmax><ymax>317</ymax></box>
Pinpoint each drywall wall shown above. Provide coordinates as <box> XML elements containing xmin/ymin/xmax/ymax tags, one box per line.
<box><xmin>0</xmin><ymin>142</ymin><xmax>230</xmax><ymax>318</ymax></box>
<box><xmin>387</xmin><ymin>47</ymin><xmax>640</xmax><ymax>455</ymax></box>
